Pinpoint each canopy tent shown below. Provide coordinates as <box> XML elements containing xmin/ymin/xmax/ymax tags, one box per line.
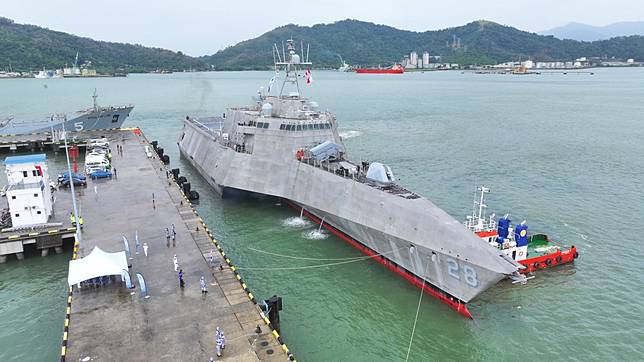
<box><xmin>67</xmin><ymin>246</ymin><xmax>128</xmax><ymax>286</ymax></box>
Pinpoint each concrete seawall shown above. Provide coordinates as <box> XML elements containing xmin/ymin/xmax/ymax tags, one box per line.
<box><xmin>61</xmin><ymin>129</ymin><xmax>292</xmax><ymax>361</ymax></box>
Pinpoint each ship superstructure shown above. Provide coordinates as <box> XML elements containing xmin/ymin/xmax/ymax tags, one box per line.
<box><xmin>178</xmin><ymin>39</ymin><xmax>523</xmax><ymax>317</ymax></box>
<box><xmin>0</xmin><ymin>90</ymin><xmax>133</xmax><ymax>136</ymax></box>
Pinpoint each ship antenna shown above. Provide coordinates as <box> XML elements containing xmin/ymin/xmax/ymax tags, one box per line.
<box><xmin>306</xmin><ymin>43</ymin><xmax>310</xmax><ymax>62</ymax></box>
<box><xmin>282</xmin><ymin>41</ymin><xmax>286</xmax><ymax>62</ymax></box>
<box><xmin>273</xmin><ymin>44</ymin><xmax>282</xmax><ymax>63</ymax></box>
<box><xmin>301</xmin><ymin>40</ymin><xmax>304</xmax><ymax>61</ymax></box>
<box><xmin>92</xmin><ymin>88</ymin><xmax>98</xmax><ymax>110</ymax></box>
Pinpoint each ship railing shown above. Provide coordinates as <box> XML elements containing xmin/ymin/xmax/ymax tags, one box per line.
<box><xmin>298</xmin><ymin>156</ymin><xmax>420</xmax><ymax>199</ymax></box>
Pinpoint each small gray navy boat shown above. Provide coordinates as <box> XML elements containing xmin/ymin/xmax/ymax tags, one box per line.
<box><xmin>1</xmin><ymin>90</ymin><xmax>133</xmax><ymax>136</ymax></box>
<box><xmin>178</xmin><ymin>40</ymin><xmax>524</xmax><ymax>317</ymax></box>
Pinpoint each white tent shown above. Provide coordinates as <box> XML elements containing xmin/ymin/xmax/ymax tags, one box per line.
<box><xmin>67</xmin><ymin>246</ymin><xmax>129</xmax><ymax>286</ymax></box>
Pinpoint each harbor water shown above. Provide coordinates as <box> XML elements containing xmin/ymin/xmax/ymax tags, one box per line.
<box><xmin>1</xmin><ymin>68</ymin><xmax>643</xmax><ymax>361</ymax></box>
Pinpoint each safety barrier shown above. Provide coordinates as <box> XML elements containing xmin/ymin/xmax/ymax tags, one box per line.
<box><xmin>60</xmin><ymin>241</ymin><xmax>78</xmax><ymax>362</ymax></box>
<box><xmin>0</xmin><ymin>227</ymin><xmax>76</xmax><ymax>242</ymax></box>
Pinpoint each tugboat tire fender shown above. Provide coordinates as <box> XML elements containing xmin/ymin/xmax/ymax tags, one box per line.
<box><xmin>555</xmin><ymin>256</ymin><xmax>562</xmax><ymax>264</ymax></box>
<box><xmin>532</xmin><ymin>262</ymin><xmax>540</xmax><ymax>269</ymax></box>
<box><xmin>574</xmin><ymin>251</ymin><xmax>579</xmax><ymax>259</ymax></box>
<box><xmin>545</xmin><ymin>258</ymin><xmax>552</xmax><ymax>266</ymax></box>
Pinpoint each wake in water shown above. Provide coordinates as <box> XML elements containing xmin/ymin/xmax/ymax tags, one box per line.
<box><xmin>282</xmin><ymin>216</ymin><xmax>311</xmax><ymax>228</ymax></box>
<box><xmin>339</xmin><ymin>130</ymin><xmax>362</xmax><ymax>139</ymax></box>
<box><xmin>303</xmin><ymin>229</ymin><xmax>328</xmax><ymax>240</ymax></box>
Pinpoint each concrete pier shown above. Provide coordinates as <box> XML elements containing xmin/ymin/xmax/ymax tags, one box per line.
<box><xmin>63</xmin><ymin>129</ymin><xmax>290</xmax><ymax>361</ymax></box>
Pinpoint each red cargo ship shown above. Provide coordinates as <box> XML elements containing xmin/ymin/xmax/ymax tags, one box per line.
<box><xmin>355</xmin><ymin>64</ymin><xmax>404</xmax><ymax>74</ymax></box>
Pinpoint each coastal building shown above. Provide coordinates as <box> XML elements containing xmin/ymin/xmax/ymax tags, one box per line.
<box><xmin>422</xmin><ymin>52</ymin><xmax>430</xmax><ymax>68</ymax></box>
<box><xmin>4</xmin><ymin>154</ymin><xmax>53</xmax><ymax>227</ymax></box>
<box><xmin>408</xmin><ymin>51</ymin><xmax>418</xmax><ymax>69</ymax></box>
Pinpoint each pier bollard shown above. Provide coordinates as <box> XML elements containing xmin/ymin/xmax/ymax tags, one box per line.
<box><xmin>262</xmin><ymin>296</ymin><xmax>283</xmax><ymax>334</ymax></box>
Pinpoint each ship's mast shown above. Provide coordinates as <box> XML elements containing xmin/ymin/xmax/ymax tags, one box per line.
<box><xmin>475</xmin><ymin>185</ymin><xmax>490</xmax><ymax>228</ymax></box>
<box><xmin>272</xmin><ymin>39</ymin><xmax>312</xmax><ymax>98</ymax></box>
<box><xmin>92</xmin><ymin>88</ymin><xmax>98</xmax><ymax>111</ymax></box>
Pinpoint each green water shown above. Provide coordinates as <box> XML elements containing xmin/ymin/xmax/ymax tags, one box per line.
<box><xmin>1</xmin><ymin>68</ymin><xmax>643</xmax><ymax>361</ymax></box>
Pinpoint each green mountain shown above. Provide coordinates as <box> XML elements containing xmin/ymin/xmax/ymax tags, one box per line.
<box><xmin>0</xmin><ymin>17</ymin><xmax>206</xmax><ymax>73</ymax></box>
<box><xmin>203</xmin><ymin>19</ymin><xmax>644</xmax><ymax>69</ymax></box>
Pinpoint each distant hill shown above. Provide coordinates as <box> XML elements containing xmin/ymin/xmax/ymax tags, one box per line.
<box><xmin>203</xmin><ymin>19</ymin><xmax>644</xmax><ymax>70</ymax></box>
<box><xmin>541</xmin><ymin>21</ymin><xmax>644</xmax><ymax>41</ymax></box>
<box><xmin>0</xmin><ymin>17</ymin><xmax>206</xmax><ymax>72</ymax></box>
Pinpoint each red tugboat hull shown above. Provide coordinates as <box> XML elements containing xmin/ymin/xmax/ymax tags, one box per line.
<box><xmin>519</xmin><ymin>245</ymin><xmax>579</xmax><ymax>273</ymax></box>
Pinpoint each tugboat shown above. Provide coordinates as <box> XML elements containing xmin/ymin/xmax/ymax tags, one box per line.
<box><xmin>464</xmin><ymin>186</ymin><xmax>579</xmax><ymax>273</ymax></box>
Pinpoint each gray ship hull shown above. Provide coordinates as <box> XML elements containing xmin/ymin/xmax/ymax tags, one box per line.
<box><xmin>1</xmin><ymin>106</ymin><xmax>133</xmax><ymax>136</ymax></box>
<box><xmin>178</xmin><ymin>117</ymin><xmax>519</xmax><ymax>311</ymax></box>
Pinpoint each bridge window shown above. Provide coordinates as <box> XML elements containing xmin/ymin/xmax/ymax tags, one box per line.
<box><xmin>313</xmin><ymin>123</ymin><xmax>320</xmax><ymax>130</ymax></box>
<box><xmin>296</xmin><ymin>125</ymin><xmax>302</xmax><ymax>131</ymax></box>
<box><xmin>280</xmin><ymin>124</ymin><xmax>285</xmax><ymax>130</ymax></box>
<box><xmin>263</xmin><ymin>123</ymin><xmax>269</xmax><ymax>129</ymax></box>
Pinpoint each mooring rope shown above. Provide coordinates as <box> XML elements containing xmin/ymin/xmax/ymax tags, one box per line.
<box><xmin>236</xmin><ymin>246</ymin><xmax>406</xmax><ymax>271</ymax></box>
<box><xmin>248</xmin><ymin>246</ymin><xmax>396</xmax><ymax>261</ymax></box>
<box><xmin>405</xmin><ymin>256</ymin><xmax>428</xmax><ymax>361</ymax></box>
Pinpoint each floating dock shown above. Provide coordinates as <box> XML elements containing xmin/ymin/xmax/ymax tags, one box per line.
<box><xmin>56</xmin><ymin>129</ymin><xmax>291</xmax><ymax>361</ymax></box>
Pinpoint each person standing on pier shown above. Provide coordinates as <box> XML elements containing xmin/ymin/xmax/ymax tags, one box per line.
<box><xmin>178</xmin><ymin>269</ymin><xmax>185</xmax><ymax>288</ymax></box>
<box><xmin>70</xmin><ymin>212</ymin><xmax>76</xmax><ymax>227</ymax></box>
<box><xmin>165</xmin><ymin>228</ymin><xmax>170</xmax><ymax>247</ymax></box>
<box><xmin>143</xmin><ymin>242</ymin><xmax>149</xmax><ymax>257</ymax></box>
<box><xmin>171</xmin><ymin>224</ymin><xmax>176</xmax><ymax>247</ymax></box>
<box><xmin>152</xmin><ymin>193</ymin><xmax>156</xmax><ymax>209</ymax></box>
<box><xmin>200</xmin><ymin>276</ymin><xmax>208</xmax><ymax>294</ymax></box>
<box><xmin>173</xmin><ymin>254</ymin><xmax>178</xmax><ymax>271</ymax></box>
<box><xmin>215</xmin><ymin>327</ymin><xmax>226</xmax><ymax>357</ymax></box>
<box><xmin>113</xmin><ymin>167</ymin><xmax>117</xmax><ymax>179</ymax></box>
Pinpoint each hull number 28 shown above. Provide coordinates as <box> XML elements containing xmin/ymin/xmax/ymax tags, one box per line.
<box><xmin>446</xmin><ymin>258</ymin><xmax>479</xmax><ymax>288</ymax></box>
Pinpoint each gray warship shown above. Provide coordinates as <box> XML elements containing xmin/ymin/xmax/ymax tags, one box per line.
<box><xmin>0</xmin><ymin>91</ymin><xmax>133</xmax><ymax>136</ymax></box>
<box><xmin>178</xmin><ymin>40</ymin><xmax>523</xmax><ymax>317</ymax></box>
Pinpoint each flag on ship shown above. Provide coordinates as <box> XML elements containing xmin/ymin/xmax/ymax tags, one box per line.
<box><xmin>267</xmin><ymin>72</ymin><xmax>277</xmax><ymax>92</ymax></box>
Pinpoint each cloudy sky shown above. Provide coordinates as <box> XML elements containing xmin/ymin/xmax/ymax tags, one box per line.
<box><xmin>3</xmin><ymin>0</ymin><xmax>641</xmax><ymax>55</ymax></box>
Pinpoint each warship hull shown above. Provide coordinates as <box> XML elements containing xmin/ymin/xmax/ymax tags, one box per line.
<box><xmin>178</xmin><ymin>117</ymin><xmax>518</xmax><ymax>314</ymax></box>
<box><xmin>1</xmin><ymin>106</ymin><xmax>133</xmax><ymax>136</ymax></box>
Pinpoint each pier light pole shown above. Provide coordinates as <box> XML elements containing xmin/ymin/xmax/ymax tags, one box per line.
<box><xmin>62</xmin><ymin>122</ymin><xmax>83</xmax><ymax>251</ymax></box>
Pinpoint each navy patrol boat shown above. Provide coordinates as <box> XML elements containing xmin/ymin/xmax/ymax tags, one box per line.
<box><xmin>1</xmin><ymin>90</ymin><xmax>133</xmax><ymax>135</ymax></box>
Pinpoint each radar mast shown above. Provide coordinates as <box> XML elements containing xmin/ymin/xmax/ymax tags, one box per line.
<box><xmin>271</xmin><ymin>39</ymin><xmax>311</xmax><ymax>98</ymax></box>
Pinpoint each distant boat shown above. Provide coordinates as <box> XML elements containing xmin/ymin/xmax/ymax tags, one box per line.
<box><xmin>355</xmin><ymin>64</ymin><xmax>404</xmax><ymax>74</ymax></box>
<box><xmin>337</xmin><ymin>55</ymin><xmax>351</xmax><ymax>72</ymax></box>
<box><xmin>34</xmin><ymin>68</ymin><xmax>61</xmax><ymax>79</ymax></box>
